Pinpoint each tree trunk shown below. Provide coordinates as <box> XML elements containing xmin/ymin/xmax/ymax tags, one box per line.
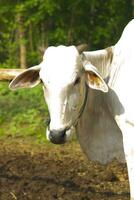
<box><xmin>38</xmin><ymin>22</ymin><xmax>49</xmax><ymax>59</ymax></box>
<box><xmin>67</xmin><ymin>13</ymin><xmax>74</xmax><ymax>45</ymax></box>
<box><xmin>29</xmin><ymin>22</ymin><xmax>34</xmax><ymax>52</ymax></box>
<box><xmin>18</xmin><ymin>14</ymin><xmax>27</xmax><ymax>69</ymax></box>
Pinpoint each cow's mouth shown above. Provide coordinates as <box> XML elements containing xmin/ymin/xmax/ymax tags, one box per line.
<box><xmin>45</xmin><ymin>118</ymin><xmax>74</xmax><ymax>144</ymax></box>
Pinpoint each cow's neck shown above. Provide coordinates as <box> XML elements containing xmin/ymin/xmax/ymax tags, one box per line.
<box><xmin>76</xmin><ymin>88</ymin><xmax>125</xmax><ymax>164</ymax></box>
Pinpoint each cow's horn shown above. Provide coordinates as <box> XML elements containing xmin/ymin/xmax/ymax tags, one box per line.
<box><xmin>77</xmin><ymin>44</ymin><xmax>88</xmax><ymax>54</ymax></box>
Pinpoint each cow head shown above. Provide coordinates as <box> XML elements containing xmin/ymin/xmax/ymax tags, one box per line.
<box><xmin>9</xmin><ymin>45</ymin><xmax>108</xmax><ymax>144</ymax></box>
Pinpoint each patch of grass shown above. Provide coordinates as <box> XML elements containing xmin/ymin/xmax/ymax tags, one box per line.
<box><xmin>0</xmin><ymin>82</ymin><xmax>49</xmax><ymax>142</ymax></box>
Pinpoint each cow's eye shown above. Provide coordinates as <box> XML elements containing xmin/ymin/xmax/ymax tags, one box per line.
<box><xmin>74</xmin><ymin>77</ymin><xmax>80</xmax><ymax>85</ymax></box>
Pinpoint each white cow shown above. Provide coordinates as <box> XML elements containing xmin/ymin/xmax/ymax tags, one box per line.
<box><xmin>9</xmin><ymin>19</ymin><xmax>134</xmax><ymax>199</ymax></box>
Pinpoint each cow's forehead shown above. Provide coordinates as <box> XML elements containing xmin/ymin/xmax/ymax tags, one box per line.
<box><xmin>40</xmin><ymin>46</ymin><xmax>82</xmax><ymax>86</ymax></box>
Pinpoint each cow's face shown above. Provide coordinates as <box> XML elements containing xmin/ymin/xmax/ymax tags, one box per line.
<box><xmin>9</xmin><ymin>45</ymin><xmax>108</xmax><ymax>144</ymax></box>
<box><xmin>39</xmin><ymin>46</ymin><xmax>87</xmax><ymax>144</ymax></box>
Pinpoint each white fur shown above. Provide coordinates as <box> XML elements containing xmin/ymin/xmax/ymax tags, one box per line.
<box><xmin>9</xmin><ymin>20</ymin><xmax>134</xmax><ymax>200</ymax></box>
<box><xmin>80</xmin><ymin>19</ymin><xmax>134</xmax><ymax>200</ymax></box>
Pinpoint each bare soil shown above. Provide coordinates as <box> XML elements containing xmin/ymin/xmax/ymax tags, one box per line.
<box><xmin>0</xmin><ymin>137</ymin><xmax>130</xmax><ymax>200</ymax></box>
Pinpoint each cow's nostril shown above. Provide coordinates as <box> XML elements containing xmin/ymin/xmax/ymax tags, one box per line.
<box><xmin>49</xmin><ymin>130</ymin><xmax>66</xmax><ymax>144</ymax></box>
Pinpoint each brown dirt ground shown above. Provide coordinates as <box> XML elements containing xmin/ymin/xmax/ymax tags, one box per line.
<box><xmin>0</xmin><ymin>137</ymin><xmax>130</xmax><ymax>200</ymax></box>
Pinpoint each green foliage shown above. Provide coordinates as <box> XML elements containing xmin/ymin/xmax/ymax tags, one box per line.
<box><xmin>0</xmin><ymin>83</ymin><xmax>48</xmax><ymax>142</ymax></box>
<box><xmin>90</xmin><ymin>0</ymin><xmax>133</xmax><ymax>49</ymax></box>
<box><xmin>0</xmin><ymin>0</ymin><xmax>133</xmax><ymax>67</ymax></box>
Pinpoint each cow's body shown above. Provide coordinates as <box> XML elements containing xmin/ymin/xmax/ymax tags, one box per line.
<box><xmin>78</xmin><ymin>19</ymin><xmax>134</xmax><ymax>163</ymax></box>
<box><xmin>78</xmin><ymin>19</ymin><xmax>134</xmax><ymax>199</ymax></box>
<box><xmin>9</xmin><ymin>19</ymin><xmax>134</xmax><ymax>199</ymax></box>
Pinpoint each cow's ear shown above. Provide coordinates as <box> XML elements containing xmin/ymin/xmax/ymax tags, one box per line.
<box><xmin>9</xmin><ymin>65</ymin><xmax>41</xmax><ymax>90</ymax></box>
<box><xmin>83</xmin><ymin>61</ymin><xmax>108</xmax><ymax>93</ymax></box>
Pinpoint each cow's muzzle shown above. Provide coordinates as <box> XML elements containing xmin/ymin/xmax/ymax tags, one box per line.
<box><xmin>49</xmin><ymin>129</ymin><xmax>66</xmax><ymax>144</ymax></box>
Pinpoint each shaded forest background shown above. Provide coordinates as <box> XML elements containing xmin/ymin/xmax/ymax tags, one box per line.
<box><xmin>0</xmin><ymin>0</ymin><xmax>134</xmax><ymax>140</ymax></box>
<box><xmin>0</xmin><ymin>0</ymin><xmax>133</xmax><ymax>69</ymax></box>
